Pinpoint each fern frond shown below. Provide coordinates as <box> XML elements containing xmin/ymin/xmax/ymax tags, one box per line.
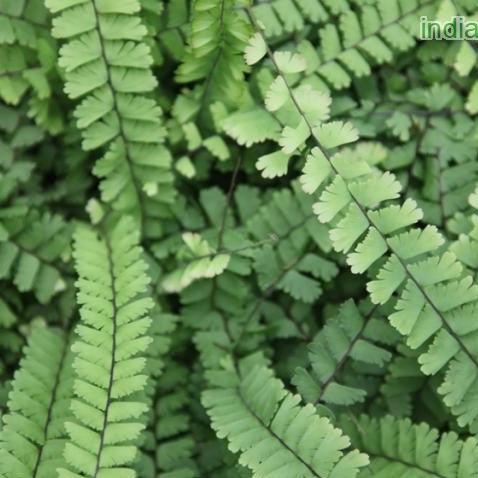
<box><xmin>45</xmin><ymin>0</ymin><xmax>175</xmax><ymax>227</ymax></box>
<box><xmin>138</xmin><ymin>360</ymin><xmax>198</xmax><ymax>478</ymax></box>
<box><xmin>163</xmin><ymin>186</ymin><xmax>255</xmax><ymax>368</ymax></box>
<box><xmin>157</xmin><ymin>184</ymin><xmax>255</xmax><ymax>297</ymax></box>
<box><xmin>247</xmin><ymin>184</ymin><xmax>337</xmax><ymax>304</ymax></box>
<box><xmin>380</xmin><ymin>342</ymin><xmax>448</xmax><ymax>422</ymax></box>
<box><xmin>203</xmin><ymin>359</ymin><xmax>369</xmax><ymax>477</ymax></box>
<box><xmin>420</xmin><ymin>111</ymin><xmax>478</xmax><ymax>164</ymax></box>
<box><xmin>341</xmin><ymin>415</ymin><xmax>478</xmax><ymax>477</ymax></box>
<box><xmin>0</xmin><ymin>1</ymin><xmax>63</xmax><ymax>133</ymax></box>
<box><xmin>250</xmin><ymin>0</ymin><xmax>329</xmax><ymax>38</ymax></box>
<box><xmin>60</xmin><ymin>216</ymin><xmax>154</xmax><ymax>477</ymax></box>
<box><xmin>176</xmin><ymin>0</ymin><xmax>251</xmax><ymax>105</ymax></box>
<box><xmin>419</xmin><ymin>151</ymin><xmax>478</xmax><ymax>227</ymax></box>
<box><xmin>381</xmin><ymin>345</ymin><xmax>428</xmax><ymax>416</ymax></box>
<box><xmin>0</xmin><ymin>106</ymin><xmax>42</xmax><ymax>203</ymax></box>
<box><xmin>250</xmin><ymin>0</ymin><xmax>383</xmax><ymax>39</ymax></box>
<box><xmin>0</xmin><ymin>1</ymin><xmax>50</xmax><ymax>104</ymax></box>
<box><xmin>197</xmin><ymin>437</ymin><xmax>250</xmax><ymax>478</ymax></box>
<box><xmin>0</xmin><ymin>325</ymin><xmax>73</xmax><ymax>478</ymax></box>
<box><xmin>152</xmin><ymin>0</ymin><xmax>190</xmax><ymax>63</ymax></box>
<box><xmin>165</xmin><ymin>181</ymin><xmax>337</xmax><ymax>369</ymax></box>
<box><xmin>245</xmin><ymin>15</ymin><xmax>478</xmax><ymax>433</ymax></box>
<box><xmin>0</xmin><ymin>0</ymin><xmax>47</xmax><ymax>49</ymax></box>
<box><xmin>345</xmin><ymin>84</ymin><xmax>478</xmax><ymax>227</ymax></box>
<box><xmin>0</xmin><ymin>206</ymin><xmax>71</xmax><ymax>303</ymax></box>
<box><xmin>306</xmin><ymin>0</ymin><xmax>437</xmax><ymax>90</ymax></box>
<box><xmin>162</xmin><ymin>232</ymin><xmax>231</xmax><ymax>293</ymax></box>
<box><xmin>293</xmin><ymin>300</ymin><xmax>396</xmax><ymax>407</ymax></box>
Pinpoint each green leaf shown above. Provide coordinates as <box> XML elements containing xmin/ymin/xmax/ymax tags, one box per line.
<box><xmin>203</xmin><ymin>364</ymin><xmax>369</xmax><ymax>477</ymax></box>
<box><xmin>256</xmin><ymin>150</ymin><xmax>290</xmax><ymax>178</ymax></box>
<box><xmin>279</xmin><ymin>118</ymin><xmax>310</xmax><ymax>154</ymax></box>
<box><xmin>244</xmin><ymin>32</ymin><xmax>267</xmax><ymax>65</ymax></box>
<box><xmin>300</xmin><ymin>147</ymin><xmax>332</xmax><ymax>194</ymax></box>
<box><xmin>273</xmin><ymin>50</ymin><xmax>307</xmax><ymax>73</ymax></box>
<box><xmin>313</xmin><ymin>121</ymin><xmax>359</xmax><ymax>149</ymax></box>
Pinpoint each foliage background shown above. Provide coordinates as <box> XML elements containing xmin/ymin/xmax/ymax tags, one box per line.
<box><xmin>2</xmin><ymin>0</ymin><xmax>478</xmax><ymax>476</ymax></box>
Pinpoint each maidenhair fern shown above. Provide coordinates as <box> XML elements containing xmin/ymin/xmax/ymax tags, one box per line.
<box><xmin>45</xmin><ymin>0</ymin><xmax>175</xmax><ymax>228</ymax></box>
<box><xmin>0</xmin><ymin>0</ymin><xmax>61</xmax><ymax>133</ymax></box>
<box><xmin>60</xmin><ymin>217</ymin><xmax>154</xmax><ymax>477</ymax></box>
<box><xmin>293</xmin><ymin>300</ymin><xmax>396</xmax><ymax>408</ymax></box>
<box><xmin>176</xmin><ymin>0</ymin><xmax>251</xmax><ymax>105</ymax></box>
<box><xmin>0</xmin><ymin>325</ymin><xmax>73</xmax><ymax>478</ymax></box>
<box><xmin>342</xmin><ymin>415</ymin><xmax>478</xmax><ymax>477</ymax></box>
<box><xmin>243</xmin><ymin>9</ymin><xmax>478</xmax><ymax>434</ymax></box>
<box><xmin>203</xmin><ymin>356</ymin><xmax>369</xmax><ymax>477</ymax></box>
<box><xmin>4</xmin><ymin>0</ymin><xmax>478</xmax><ymax>476</ymax></box>
<box><xmin>0</xmin><ymin>207</ymin><xmax>72</xmax><ymax>303</ymax></box>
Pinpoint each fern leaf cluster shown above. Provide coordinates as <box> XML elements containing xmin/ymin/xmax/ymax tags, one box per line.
<box><xmin>177</xmin><ymin>0</ymin><xmax>251</xmax><ymax>105</ymax></box>
<box><xmin>0</xmin><ymin>326</ymin><xmax>72</xmax><ymax>478</ymax></box>
<box><xmin>0</xmin><ymin>207</ymin><xmax>71</xmax><ymax>303</ymax></box>
<box><xmin>61</xmin><ymin>217</ymin><xmax>153</xmax><ymax>477</ymax></box>
<box><xmin>342</xmin><ymin>414</ymin><xmax>478</xmax><ymax>477</ymax></box>
<box><xmin>0</xmin><ymin>0</ymin><xmax>62</xmax><ymax>133</ymax></box>
<box><xmin>203</xmin><ymin>358</ymin><xmax>369</xmax><ymax>477</ymax></box>
<box><xmin>293</xmin><ymin>300</ymin><xmax>397</xmax><ymax>407</ymax></box>
<box><xmin>46</xmin><ymin>0</ymin><xmax>175</xmax><ymax>226</ymax></box>
<box><xmin>4</xmin><ymin>0</ymin><xmax>478</xmax><ymax>476</ymax></box>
